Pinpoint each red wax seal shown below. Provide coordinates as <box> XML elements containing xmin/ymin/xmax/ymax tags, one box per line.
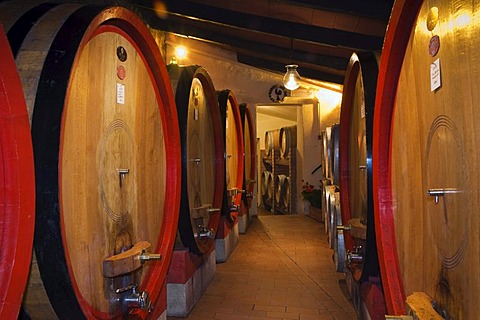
<box><xmin>117</xmin><ymin>66</ymin><xmax>126</xmax><ymax>80</ymax></box>
<box><xmin>429</xmin><ymin>35</ymin><xmax>440</xmax><ymax>57</ymax></box>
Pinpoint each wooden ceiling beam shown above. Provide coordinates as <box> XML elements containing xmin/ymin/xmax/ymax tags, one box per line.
<box><xmin>237</xmin><ymin>53</ymin><xmax>344</xmax><ymax>84</ymax></box>
<box><xmin>140</xmin><ymin>10</ymin><xmax>350</xmax><ymax>74</ymax></box>
<box><xmin>135</xmin><ymin>0</ymin><xmax>384</xmax><ymax>51</ymax></box>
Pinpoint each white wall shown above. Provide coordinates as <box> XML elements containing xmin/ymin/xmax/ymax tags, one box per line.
<box><xmin>298</xmin><ymin>103</ymin><xmax>323</xmax><ymax>213</ymax></box>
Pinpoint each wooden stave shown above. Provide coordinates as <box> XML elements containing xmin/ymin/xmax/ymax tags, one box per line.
<box><xmin>0</xmin><ymin>23</ymin><xmax>35</xmax><ymax>319</ymax></box>
<box><xmin>168</xmin><ymin>64</ymin><xmax>224</xmax><ymax>255</ymax></box>
<box><xmin>279</xmin><ymin>125</ymin><xmax>297</xmax><ymax>159</ymax></box>
<box><xmin>264</xmin><ymin>129</ymin><xmax>280</xmax><ymax>158</ymax></box>
<box><xmin>261</xmin><ymin>171</ymin><xmax>270</xmax><ymax>199</ymax></box>
<box><xmin>320</xmin><ymin>180</ymin><xmax>330</xmax><ymax>225</ymax></box>
<box><xmin>329</xmin><ymin>124</ymin><xmax>340</xmax><ymax>186</ymax></box>
<box><xmin>333</xmin><ymin>193</ymin><xmax>346</xmax><ymax>273</ymax></box>
<box><xmin>5</xmin><ymin>4</ymin><xmax>181</xmax><ymax>319</ymax></box>
<box><xmin>217</xmin><ymin>89</ymin><xmax>244</xmax><ymax>225</ymax></box>
<box><xmin>327</xmin><ymin>191</ymin><xmax>337</xmax><ymax>249</ymax></box>
<box><xmin>323</xmin><ymin>185</ymin><xmax>337</xmax><ymax>243</ymax></box>
<box><xmin>321</xmin><ymin>129</ymin><xmax>331</xmax><ymax>180</ymax></box>
<box><xmin>283</xmin><ymin>176</ymin><xmax>290</xmax><ymax>208</ymax></box>
<box><xmin>322</xmin><ymin>185</ymin><xmax>336</xmax><ymax>234</ymax></box>
<box><xmin>274</xmin><ymin>175</ymin><xmax>290</xmax><ymax>209</ymax></box>
<box><xmin>338</xmin><ymin>52</ymin><xmax>381</xmax><ymax>283</ymax></box>
<box><xmin>266</xmin><ymin>172</ymin><xmax>274</xmax><ymax>202</ymax></box>
<box><xmin>240</xmin><ymin>103</ymin><xmax>256</xmax><ymax>211</ymax></box>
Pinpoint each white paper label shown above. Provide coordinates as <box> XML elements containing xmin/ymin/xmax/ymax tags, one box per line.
<box><xmin>430</xmin><ymin>58</ymin><xmax>441</xmax><ymax>92</ymax></box>
<box><xmin>117</xmin><ymin>83</ymin><xmax>125</xmax><ymax>104</ymax></box>
<box><xmin>194</xmin><ymin>107</ymin><xmax>199</xmax><ymax>120</ymax></box>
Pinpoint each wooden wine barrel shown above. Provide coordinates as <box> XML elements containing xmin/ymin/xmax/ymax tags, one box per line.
<box><xmin>266</xmin><ymin>171</ymin><xmax>274</xmax><ymax>203</ymax></box>
<box><xmin>373</xmin><ymin>0</ymin><xmax>480</xmax><ymax>317</ymax></box>
<box><xmin>265</xmin><ymin>171</ymin><xmax>275</xmax><ymax>206</ymax></box>
<box><xmin>240</xmin><ymin>103</ymin><xmax>256</xmax><ymax>211</ymax></box>
<box><xmin>324</xmin><ymin>186</ymin><xmax>337</xmax><ymax>245</ymax></box>
<box><xmin>168</xmin><ymin>64</ymin><xmax>224</xmax><ymax>255</ymax></box>
<box><xmin>3</xmin><ymin>4</ymin><xmax>181</xmax><ymax>319</ymax></box>
<box><xmin>283</xmin><ymin>177</ymin><xmax>291</xmax><ymax>209</ymax></box>
<box><xmin>218</xmin><ymin>90</ymin><xmax>244</xmax><ymax>224</ymax></box>
<box><xmin>323</xmin><ymin>185</ymin><xmax>336</xmax><ymax>233</ymax></box>
<box><xmin>261</xmin><ymin>171</ymin><xmax>270</xmax><ymax>199</ymax></box>
<box><xmin>327</xmin><ymin>191</ymin><xmax>340</xmax><ymax>249</ymax></box>
<box><xmin>0</xmin><ymin>23</ymin><xmax>35</xmax><ymax>319</ymax></box>
<box><xmin>333</xmin><ymin>192</ymin><xmax>346</xmax><ymax>273</ymax></box>
<box><xmin>274</xmin><ymin>174</ymin><xmax>290</xmax><ymax>209</ymax></box>
<box><xmin>321</xmin><ymin>128</ymin><xmax>331</xmax><ymax>180</ymax></box>
<box><xmin>264</xmin><ymin>129</ymin><xmax>280</xmax><ymax>157</ymax></box>
<box><xmin>329</xmin><ymin>124</ymin><xmax>340</xmax><ymax>186</ymax></box>
<box><xmin>320</xmin><ymin>179</ymin><xmax>330</xmax><ymax>224</ymax></box>
<box><xmin>338</xmin><ymin>52</ymin><xmax>381</xmax><ymax>283</ymax></box>
<box><xmin>279</xmin><ymin>125</ymin><xmax>297</xmax><ymax>159</ymax></box>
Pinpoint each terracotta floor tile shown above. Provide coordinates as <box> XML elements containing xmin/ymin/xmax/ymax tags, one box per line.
<box><xmin>214</xmin><ymin>312</ymin><xmax>249</xmax><ymax>320</ymax></box>
<box><xmin>253</xmin><ymin>304</ymin><xmax>286</xmax><ymax>313</ymax></box>
<box><xmin>286</xmin><ymin>306</ymin><xmax>320</xmax><ymax>315</ymax></box>
<box><xmin>266</xmin><ymin>311</ymin><xmax>300</xmax><ymax>319</ymax></box>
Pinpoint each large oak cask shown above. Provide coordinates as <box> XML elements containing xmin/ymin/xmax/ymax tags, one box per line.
<box><xmin>374</xmin><ymin>0</ymin><xmax>480</xmax><ymax>317</ymax></box>
<box><xmin>168</xmin><ymin>65</ymin><xmax>224</xmax><ymax>255</ymax></box>
<box><xmin>2</xmin><ymin>4</ymin><xmax>181</xmax><ymax>318</ymax></box>
<box><xmin>0</xmin><ymin>23</ymin><xmax>35</xmax><ymax>319</ymax></box>
<box><xmin>338</xmin><ymin>52</ymin><xmax>381</xmax><ymax>281</ymax></box>
<box><xmin>217</xmin><ymin>90</ymin><xmax>244</xmax><ymax>225</ymax></box>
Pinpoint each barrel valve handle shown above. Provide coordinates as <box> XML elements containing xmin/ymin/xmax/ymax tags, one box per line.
<box><xmin>189</xmin><ymin>158</ymin><xmax>201</xmax><ymax>164</ymax></box>
<box><xmin>227</xmin><ymin>188</ymin><xmax>245</xmax><ymax>197</ymax></box>
<box><xmin>116</xmin><ymin>284</ymin><xmax>152</xmax><ymax>312</ymax></box>
<box><xmin>337</xmin><ymin>225</ymin><xmax>351</xmax><ymax>231</ymax></box>
<box><xmin>117</xmin><ymin>169</ymin><xmax>129</xmax><ymax>188</ymax></box>
<box><xmin>427</xmin><ymin>188</ymin><xmax>462</xmax><ymax>204</ymax></box>
<box><xmin>139</xmin><ymin>250</ymin><xmax>162</xmax><ymax>264</ymax></box>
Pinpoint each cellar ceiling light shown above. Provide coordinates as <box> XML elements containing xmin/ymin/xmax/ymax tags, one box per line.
<box><xmin>283</xmin><ymin>64</ymin><xmax>301</xmax><ymax>91</ymax></box>
<box><xmin>175</xmin><ymin>46</ymin><xmax>187</xmax><ymax>59</ymax></box>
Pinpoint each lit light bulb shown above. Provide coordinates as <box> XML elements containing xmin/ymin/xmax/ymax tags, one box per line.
<box><xmin>283</xmin><ymin>64</ymin><xmax>301</xmax><ymax>90</ymax></box>
<box><xmin>175</xmin><ymin>46</ymin><xmax>187</xmax><ymax>59</ymax></box>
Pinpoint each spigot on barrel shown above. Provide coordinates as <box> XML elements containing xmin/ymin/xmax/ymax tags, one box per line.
<box><xmin>229</xmin><ymin>204</ymin><xmax>239</xmax><ymax>212</ymax></box>
<box><xmin>227</xmin><ymin>188</ymin><xmax>245</xmax><ymax>197</ymax></box>
<box><xmin>116</xmin><ymin>284</ymin><xmax>152</xmax><ymax>312</ymax></box>
<box><xmin>195</xmin><ymin>225</ymin><xmax>215</xmax><ymax>239</ymax></box>
<box><xmin>347</xmin><ymin>245</ymin><xmax>364</xmax><ymax>265</ymax></box>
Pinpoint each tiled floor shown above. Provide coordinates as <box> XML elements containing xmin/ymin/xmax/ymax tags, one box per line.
<box><xmin>168</xmin><ymin>209</ymin><xmax>357</xmax><ymax>320</ymax></box>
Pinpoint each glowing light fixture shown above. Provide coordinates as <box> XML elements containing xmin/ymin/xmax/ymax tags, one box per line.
<box><xmin>283</xmin><ymin>64</ymin><xmax>301</xmax><ymax>90</ymax></box>
<box><xmin>175</xmin><ymin>46</ymin><xmax>187</xmax><ymax>59</ymax></box>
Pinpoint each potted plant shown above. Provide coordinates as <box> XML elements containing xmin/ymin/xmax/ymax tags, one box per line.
<box><xmin>301</xmin><ymin>180</ymin><xmax>322</xmax><ymax>208</ymax></box>
<box><xmin>301</xmin><ymin>180</ymin><xmax>322</xmax><ymax>219</ymax></box>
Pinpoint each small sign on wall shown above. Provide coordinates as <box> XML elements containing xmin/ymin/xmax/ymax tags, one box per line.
<box><xmin>430</xmin><ymin>58</ymin><xmax>441</xmax><ymax>92</ymax></box>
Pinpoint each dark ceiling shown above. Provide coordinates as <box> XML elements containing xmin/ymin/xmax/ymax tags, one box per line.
<box><xmin>130</xmin><ymin>0</ymin><xmax>395</xmax><ymax>85</ymax></box>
